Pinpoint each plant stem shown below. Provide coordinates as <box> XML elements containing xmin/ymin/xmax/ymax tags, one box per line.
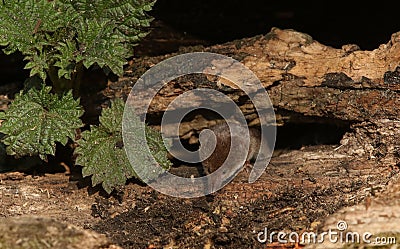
<box><xmin>47</xmin><ymin>62</ymin><xmax>85</xmax><ymax>97</ymax></box>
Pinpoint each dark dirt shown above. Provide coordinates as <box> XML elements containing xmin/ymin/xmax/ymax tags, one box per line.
<box><xmin>90</xmin><ymin>186</ymin><xmax>349</xmax><ymax>248</ymax></box>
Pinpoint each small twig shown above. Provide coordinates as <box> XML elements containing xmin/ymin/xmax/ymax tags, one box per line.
<box><xmin>268</xmin><ymin>206</ymin><xmax>296</xmax><ymax>218</ymax></box>
<box><xmin>33</xmin><ymin>19</ymin><xmax>42</xmax><ymax>34</ymax></box>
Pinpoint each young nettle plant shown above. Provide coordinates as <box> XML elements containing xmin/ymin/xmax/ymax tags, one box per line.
<box><xmin>0</xmin><ymin>0</ymin><xmax>171</xmax><ymax>193</ymax></box>
<box><xmin>75</xmin><ymin>98</ymin><xmax>171</xmax><ymax>194</ymax></box>
<box><xmin>0</xmin><ymin>0</ymin><xmax>154</xmax><ymax>94</ymax></box>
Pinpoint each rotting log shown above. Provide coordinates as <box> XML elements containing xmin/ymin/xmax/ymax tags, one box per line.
<box><xmin>105</xmin><ymin>28</ymin><xmax>400</xmax><ymax>192</ymax></box>
<box><xmin>104</xmin><ymin>26</ymin><xmax>400</xmax><ymax>192</ymax></box>
<box><xmin>106</xmin><ymin>27</ymin><xmax>400</xmax><ymax>140</ymax></box>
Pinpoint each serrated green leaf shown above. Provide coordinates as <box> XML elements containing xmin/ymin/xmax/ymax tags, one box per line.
<box><xmin>53</xmin><ymin>41</ymin><xmax>78</xmax><ymax>79</ymax></box>
<box><xmin>0</xmin><ymin>0</ymin><xmax>77</xmax><ymax>81</ymax></box>
<box><xmin>0</xmin><ymin>85</ymin><xmax>83</xmax><ymax>160</ymax></box>
<box><xmin>77</xmin><ymin>18</ymin><xmax>127</xmax><ymax>76</ymax></box>
<box><xmin>66</xmin><ymin>0</ymin><xmax>155</xmax><ymax>44</ymax></box>
<box><xmin>75</xmin><ymin>98</ymin><xmax>171</xmax><ymax>194</ymax></box>
<box><xmin>145</xmin><ymin>126</ymin><xmax>173</xmax><ymax>171</ymax></box>
<box><xmin>24</xmin><ymin>52</ymin><xmax>49</xmax><ymax>81</ymax></box>
<box><xmin>99</xmin><ymin>98</ymin><xmax>124</xmax><ymax>133</ymax></box>
<box><xmin>1</xmin><ymin>0</ymin><xmax>154</xmax><ymax>83</ymax></box>
<box><xmin>76</xmin><ymin>124</ymin><xmax>133</xmax><ymax>193</ymax></box>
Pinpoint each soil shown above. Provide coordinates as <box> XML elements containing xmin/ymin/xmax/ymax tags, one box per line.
<box><xmin>0</xmin><ymin>143</ymin><xmax>397</xmax><ymax>248</ymax></box>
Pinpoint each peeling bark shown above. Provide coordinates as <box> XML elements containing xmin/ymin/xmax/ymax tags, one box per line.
<box><xmin>107</xmin><ymin>28</ymin><xmax>400</xmax><ymax>141</ymax></box>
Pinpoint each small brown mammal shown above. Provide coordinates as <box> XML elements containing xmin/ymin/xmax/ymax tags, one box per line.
<box><xmin>199</xmin><ymin>122</ymin><xmax>261</xmax><ymax>177</ymax></box>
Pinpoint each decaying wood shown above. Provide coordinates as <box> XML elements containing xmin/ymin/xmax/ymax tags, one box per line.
<box><xmin>305</xmin><ymin>173</ymin><xmax>400</xmax><ymax>249</ymax></box>
<box><xmin>0</xmin><ymin>216</ymin><xmax>121</xmax><ymax>249</ymax></box>
<box><xmin>107</xmin><ymin>27</ymin><xmax>400</xmax><ymax>141</ymax></box>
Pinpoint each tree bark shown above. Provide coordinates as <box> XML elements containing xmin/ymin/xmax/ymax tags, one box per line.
<box><xmin>109</xmin><ymin>27</ymin><xmax>400</xmax><ymax>140</ymax></box>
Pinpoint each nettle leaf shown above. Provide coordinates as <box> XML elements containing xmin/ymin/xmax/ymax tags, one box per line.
<box><xmin>0</xmin><ymin>0</ymin><xmax>77</xmax><ymax>80</ymax></box>
<box><xmin>67</xmin><ymin>0</ymin><xmax>155</xmax><ymax>41</ymax></box>
<box><xmin>76</xmin><ymin>124</ymin><xmax>132</xmax><ymax>194</ymax></box>
<box><xmin>0</xmin><ymin>85</ymin><xmax>83</xmax><ymax>160</ymax></box>
<box><xmin>76</xmin><ymin>18</ymin><xmax>127</xmax><ymax>76</ymax></box>
<box><xmin>75</xmin><ymin>98</ymin><xmax>171</xmax><ymax>194</ymax></box>
<box><xmin>84</xmin><ymin>0</ymin><xmax>155</xmax><ymax>46</ymax></box>
<box><xmin>145</xmin><ymin>126</ymin><xmax>174</xmax><ymax>174</ymax></box>
<box><xmin>24</xmin><ymin>49</ymin><xmax>49</xmax><ymax>81</ymax></box>
<box><xmin>0</xmin><ymin>0</ymin><xmax>154</xmax><ymax>81</ymax></box>
<box><xmin>61</xmin><ymin>0</ymin><xmax>156</xmax><ymax>74</ymax></box>
<box><xmin>53</xmin><ymin>40</ymin><xmax>79</xmax><ymax>80</ymax></box>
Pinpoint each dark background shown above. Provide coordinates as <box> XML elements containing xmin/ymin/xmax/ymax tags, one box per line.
<box><xmin>149</xmin><ymin>0</ymin><xmax>398</xmax><ymax>51</ymax></box>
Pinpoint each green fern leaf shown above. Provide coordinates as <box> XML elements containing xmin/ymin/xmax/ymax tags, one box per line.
<box><xmin>0</xmin><ymin>85</ymin><xmax>83</xmax><ymax>160</ymax></box>
<box><xmin>75</xmin><ymin>98</ymin><xmax>171</xmax><ymax>194</ymax></box>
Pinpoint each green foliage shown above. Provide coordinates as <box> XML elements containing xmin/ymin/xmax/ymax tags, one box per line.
<box><xmin>75</xmin><ymin>98</ymin><xmax>172</xmax><ymax>194</ymax></box>
<box><xmin>0</xmin><ymin>85</ymin><xmax>83</xmax><ymax>160</ymax></box>
<box><xmin>0</xmin><ymin>0</ymin><xmax>155</xmax><ymax>82</ymax></box>
<box><xmin>0</xmin><ymin>0</ymin><xmax>170</xmax><ymax>193</ymax></box>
